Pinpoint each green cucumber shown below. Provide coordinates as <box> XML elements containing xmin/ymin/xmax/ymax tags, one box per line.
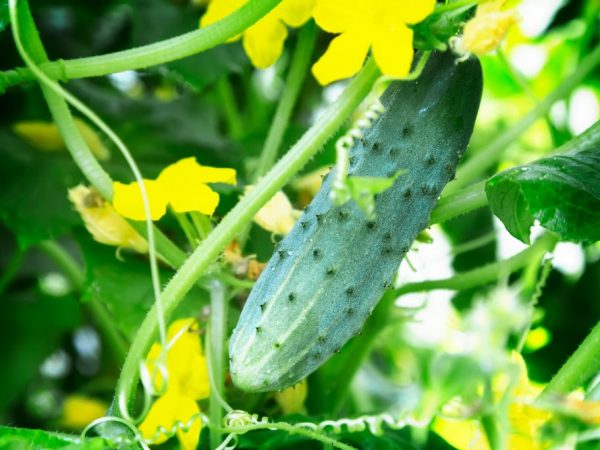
<box><xmin>230</xmin><ymin>52</ymin><xmax>483</xmax><ymax>392</ymax></box>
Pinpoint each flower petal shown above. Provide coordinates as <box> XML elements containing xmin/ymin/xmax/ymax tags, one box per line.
<box><xmin>313</xmin><ymin>0</ymin><xmax>366</xmax><ymax>33</ymax></box>
<box><xmin>159</xmin><ymin>157</ymin><xmax>236</xmax><ymax>186</ymax></box>
<box><xmin>277</xmin><ymin>0</ymin><xmax>316</xmax><ymax>28</ymax></box>
<box><xmin>158</xmin><ymin>157</ymin><xmax>235</xmax><ymax>215</ymax></box>
<box><xmin>139</xmin><ymin>392</ymin><xmax>201</xmax><ymax>450</ymax></box>
<box><xmin>112</xmin><ymin>180</ymin><xmax>168</xmax><ymax>221</ymax></box>
<box><xmin>243</xmin><ymin>14</ymin><xmax>288</xmax><ymax>68</ymax></box>
<box><xmin>399</xmin><ymin>0</ymin><xmax>436</xmax><ymax>24</ymax></box>
<box><xmin>312</xmin><ymin>31</ymin><xmax>370</xmax><ymax>85</ymax></box>
<box><xmin>371</xmin><ymin>25</ymin><xmax>414</xmax><ymax>78</ymax></box>
<box><xmin>68</xmin><ymin>185</ymin><xmax>148</xmax><ymax>252</ymax></box>
<box><xmin>166</xmin><ymin>319</ymin><xmax>210</xmax><ymax>400</ymax></box>
<box><xmin>247</xmin><ymin>187</ymin><xmax>297</xmax><ymax>235</ymax></box>
<box><xmin>199</xmin><ymin>0</ymin><xmax>247</xmax><ymax>42</ymax></box>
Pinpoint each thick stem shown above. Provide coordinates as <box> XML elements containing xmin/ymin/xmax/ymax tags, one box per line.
<box><xmin>444</xmin><ymin>44</ymin><xmax>600</xmax><ymax>195</ymax></box>
<box><xmin>2</xmin><ymin>0</ymin><xmax>282</xmax><ymax>88</ymax></box>
<box><xmin>542</xmin><ymin>320</ymin><xmax>600</xmax><ymax>396</ymax></box>
<box><xmin>209</xmin><ymin>281</ymin><xmax>228</xmax><ymax>449</ymax></box>
<box><xmin>115</xmin><ymin>59</ymin><xmax>380</xmax><ymax>412</ymax></box>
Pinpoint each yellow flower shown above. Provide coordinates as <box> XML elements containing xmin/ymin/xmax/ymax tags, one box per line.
<box><xmin>246</xmin><ymin>186</ymin><xmax>299</xmax><ymax>235</ymax></box>
<box><xmin>312</xmin><ymin>0</ymin><xmax>435</xmax><ymax>85</ymax></box>
<box><xmin>68</xmin><ymin>185</ymin><xmax>148</xmax><ymax>253</ymax></box>
<box><xmin>139</xmin><ymin>318</ymin><xmax>210</xmax><ymax>450</ymax></box>
<box><xmin>274</xmin><ymin>379</ymin><xmax>308</xmax><ymax>415</ymax></box>
<box><xmin>13</xmin><ymin>119</ymin><xmax>111</xmax><ymax>160</ymax></box>
<box><xmin>453</xmin><ymin>0</ymin><xmax>519</xmax><ymax>57</ymax></box>
<box><xmin>200</xmin><ymin>0</ymin><xmax>315</xmax><ymax>69</ymax></box>
<box><xmin>60</xmin><ymin>395</ymin><xmax>109</xmax><ymax>430</ymax></box>
<box><xmin>112</xmin><ymin>157</ymin><xmax>236</xmax><ymax>221</ymax></box>
<box><xmin>434</xmin><ymin>354</ymin><xmax>552</xmax><ymax>450</ymax></box>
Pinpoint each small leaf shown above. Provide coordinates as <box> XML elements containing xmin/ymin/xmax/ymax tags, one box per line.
<box><xmin>334</xmin><ymin>170</ymin><xmax>405</xmax><ymax>217</ymax></box>
<box><xmin>486</xmin><ymin>122</ymin><xmax>600</xmax><ymax>244</ymax></box>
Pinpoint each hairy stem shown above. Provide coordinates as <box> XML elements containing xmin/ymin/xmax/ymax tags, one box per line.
<box><xmin>115</xmin><ymin>59</ymin><xmax>380</xmax><ymax>412</ymax></box>
<box><xmin>542</xmin><ymin>320</ymin><xmax>600</xmax><ymax>396</ymax></box>
<box><xmin>1</xmin><ymin>0</ymin><xmax>282</xmax><ymax>89</ymax></box>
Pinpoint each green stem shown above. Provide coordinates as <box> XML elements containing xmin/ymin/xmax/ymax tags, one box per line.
<box><xmin>254</xmin><ymin>21</ymin><xmax>317</xmax><ymax>181</ymax></box>
<box><xmin>216</xmin><ymin>77</ymin><xmax>244</xmax><ymax>139</ymax></box>
<box><xmin>115</xmin><ymin>59</ymin><xmax>380</xmax><ymax>413</ymax></box>
<box><xmin>173</xmin><ymin>210</ymin><xmax>199</xmax><ymax>248</ymax></box>
<box><xmin>444</xmin><ymin>44</ymin><xmax>600</xmax><ymax>195</ymax></box>
<box><xmin>209</xmin><ymin>281</ymin><xmax>228</xmax><ymax>449</ymax></box>
<box><xmin>0</xmin><ymin>249</ymin><xmax>25</xmax><ymax>297</ymax></box>
<box><xmin>189</xmin><ymin>212</ymin><xmax>213</xmax><ymax>241</ymax></box>
<box><xmin>542</xmin><ymin>320</ymin><xmax>600</xmax><ymax>396</ymax></box>
<box><xmin>430</xmin><ymin>181</ymin><xmax>487</xmax><ymax>224</ymax></box>
<box><xmin>1</xmin><ymin>0</ymin><xmax>282</xmax><ymax>89</ymax></box>
<box><xmin>37</xmin><ymin>240</ymin><xmax>129</xmax><ymax>362</ymax></box>
<box><xmin>392</xmin><ymin>233</ymin><xmax>558</xmax><ymax>296</ymax></box>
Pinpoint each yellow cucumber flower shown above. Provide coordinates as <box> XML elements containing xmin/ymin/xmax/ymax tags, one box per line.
<box><xmin>246</xmin><ymin>186</ymin><xmax>299</xmax><ymax>235</ymax></box>
<box><xmin>13</xmin><ymin>119</ymin><xmax>111</xmax><ymax>160</ymax></box>
<box><xmin>453</xmin><ymin>0</ymin><xmax>519</xmax><ymax>58</ymax></box>
<box><xmin>312</xmin><ymin>0</ymin><xmax>435</xmax><ymax>85</ymax></box>
<box><xmin>60</xmin><ymin>395</ymin><xmax>109</xmax><ymax>430</ymax></box>
<box><xmin>68</xmin><ymin>185</ymin><xmax>148</xmax><ymax>253</ymax></box>
<box><xmin>434</xmin><ymin>353</ymin><xmax>552</xmax><ymax>450</ymax></box>
<box><xmin>140</xmin><ymin>318</ymin><xmax>210</xmax><ymax>450</ymax></box>
<box><xmin>274</xmin><ymin>379</ymin><xmax>308</xmax><ymax>414</ymax></box>
<box><xmin>200</xmin><ymin>0</ymin><xmax>315</xmax><ymax>69</ymax></box>
<box><xmin>112</xmin><ymin>157</ymin><xmax>236</xmax><ymax>221</ymax></box>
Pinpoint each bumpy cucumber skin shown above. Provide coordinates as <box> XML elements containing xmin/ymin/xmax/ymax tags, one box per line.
<box><xmin>230</xmin><ymin>52</ymin><xmax>483</xmax><ymax>392</ymax></box>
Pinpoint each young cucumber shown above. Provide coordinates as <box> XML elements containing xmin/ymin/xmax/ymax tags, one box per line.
<box><xmin>230</xmin><ymin>51</ymin><xmax>483</xmax><ymax>392</ymax></box>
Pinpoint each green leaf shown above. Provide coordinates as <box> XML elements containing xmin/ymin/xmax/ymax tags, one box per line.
<box><xmin>0</xmin><ymin>131</ymin><xmax>84</xmax><ymax>249</ymax></box>
<box><xmin>78</xmin><ymin>234</ymin><xmax>209</xmax><ymax>340</ymax></box>
<box><xmin>0</xmin><ymin>426</ymin><xmax>107</xmax><ymax>450</ymax></box>
<box><xmin>486</xmin><ymin>122</ymin><xmax>600</xmax><ymax>244</ymax></box>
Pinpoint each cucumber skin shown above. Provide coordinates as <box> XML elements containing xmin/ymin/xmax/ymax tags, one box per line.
<box><xmin>230</xmin><ymin>52</ymin><xmax>483</xmax><ymax>392</ymax></box>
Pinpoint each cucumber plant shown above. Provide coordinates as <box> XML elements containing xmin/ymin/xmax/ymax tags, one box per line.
<box><xmin>230</xmin><ymin>51</ymin><xmax>484</xmax><ymax>392</ymax></box>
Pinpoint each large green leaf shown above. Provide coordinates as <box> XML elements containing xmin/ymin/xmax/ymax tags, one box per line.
<box><xmin>486</xmin><ymin>122</ymin><xmax>600</xmax><ymax>245</ymax></box>
<box><xmin>78</xmin><ymin>234</ymin><xmax>210</xmax><ymax>340</ymax></box>
<box><xmin>0</xmin><ymin>130</ymin><xmax>84</xmax><ymax>249</ymax></box>
<box><xmin>0</xmin><ymin>426</ymin><xmax>107</xmax><ymax>450</ymax></box>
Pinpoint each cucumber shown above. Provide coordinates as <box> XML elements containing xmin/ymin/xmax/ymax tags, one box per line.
<box><xmin>230</xmin><ymin>52</ymin><xmax>483</xmax><ymax>392</ymax></box>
